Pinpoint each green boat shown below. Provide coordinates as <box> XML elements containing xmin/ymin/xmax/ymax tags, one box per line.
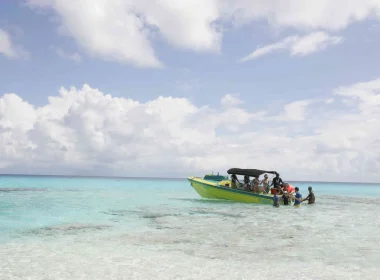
<box><xmin>187</xmin><ymin>168</ymin><xmax>280</xmax><ymax>204</ymax></box>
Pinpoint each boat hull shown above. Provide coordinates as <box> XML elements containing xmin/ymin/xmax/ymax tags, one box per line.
<box><xmin>187</xmin><ymin>177</ymin><xmax>274</xmax><ymax>205</ymax></box>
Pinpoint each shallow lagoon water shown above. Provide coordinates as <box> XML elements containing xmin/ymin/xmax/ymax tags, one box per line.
<box><xmin>1</xmin><ymin>175</ymin><xmax>380</xmax><ymax>279</ymax></box>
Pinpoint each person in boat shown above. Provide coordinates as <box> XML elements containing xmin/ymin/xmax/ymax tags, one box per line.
<box><xmin>273</xmin><ymin>189</ymin><xmax>280</xmax><ymax>207</ymax></box>
<box><xmin>251</xmin><ymin>175</ymin><xmax>260</xmax><ymax>193</ymax></box>
<box><xmin>282</xmin><ymin>182</ymin><xmax>297</xmax><ymax>203</ymax></box>
<box><xmin>243</xmin><ymin>175</ymin><xmax>250</xmax><ymax>191</ymax></box>
<box><xmin>302</xmin><ymin>186</ymin><xmax>315</xmax><ymax>204</ymax></box>
<box><xmin>261</xmin><ymin>174</ymin><xmax>270</xmax><ymax>193</ymax></box>
<box><xmin>293</xmin><ymin>187</ymin><xmax>302</xmax><ymax>207</ymax></box>
<box><xmin>230</xmin><ymin>174</ymin><xmax>239</xmax><ymax>189</ymax></box>
<box><xmin>270</xmin><ymin>173</ymin><xmax>283</xmax><ymax>193</ymax></box>
<box><xmin>282</xmin><ymin>182</ymin><xmax>295</xmax><ymax>194</ymax></box>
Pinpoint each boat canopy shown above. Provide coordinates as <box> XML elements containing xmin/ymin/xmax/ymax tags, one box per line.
<box><xmin>227</xmin><ymin>168</ymin><xmax>278</xmax><ymax>177</ymax></box>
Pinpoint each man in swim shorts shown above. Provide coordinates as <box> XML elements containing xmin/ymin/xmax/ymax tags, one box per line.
<box><xmin>282</xmin><ymin>191</ymin><xmax>290</xmax><ymax>205</ymax></box>
<box><xmin>302</xmin><ymin>186</ymin><xmax>315</xmax><ymax>204</ymax></box>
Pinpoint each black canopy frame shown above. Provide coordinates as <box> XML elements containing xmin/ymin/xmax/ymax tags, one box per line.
<box><xmin>227</xmin><ymin>168</ymin><xmax>278</xmax><ymax>177</ymax></box>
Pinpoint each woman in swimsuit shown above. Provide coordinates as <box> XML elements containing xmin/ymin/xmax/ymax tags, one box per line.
<box><xmin>261</xmin><ymin>174</ymin><xmax>270</xmax><ymax>193</ymax></box>
<box><xmin>251</xmin><ymin>176</ymin><xmax>260</xmax><ymax>193</ymax></box>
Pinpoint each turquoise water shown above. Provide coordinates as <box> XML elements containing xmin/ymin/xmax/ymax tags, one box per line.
<box><xmin>1</xmin><ymin>175</ymin><xmax>380</xmax><ymax>279</ymax></box>
<box><xmin>0</xmin><ymin>176</ymin><xmax>191</xmax><ymax>242</ymax></box>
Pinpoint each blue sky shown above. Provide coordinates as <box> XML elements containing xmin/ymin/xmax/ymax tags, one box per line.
<box><xmin>2</xmin><ymin>1</ymin><xmax>380</xmax><ymax>107</ymax></box>
<box><xmin>1</xmin><ymin>1</ymin><xmax>380</xmax><ymax>181</ymax></box>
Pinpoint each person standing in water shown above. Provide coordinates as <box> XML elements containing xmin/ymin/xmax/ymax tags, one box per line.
<box><xmin>302</xmin><ymin>186</ymin><xmax>315</xmax><ymax>204</ymax></box>
<box><xmin>282</xmin><ymin>191</ymin><xmax>290</xmax><ymax>205</ymax></box>
<box><xmin>293</xmin><ymin>187</ymin><xmax>302</xmax><ymax>207</ymax></box>
<box><xmin>273</xmin><ymin>189</ymin><xmax>280</xmax><ymax>207</ymax></box>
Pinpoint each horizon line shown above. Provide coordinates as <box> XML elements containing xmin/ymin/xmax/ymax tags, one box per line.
<box><xmin>0</xmin><ymin>172</ymin><xmax>379</xmax><ymax>185</ymax></box>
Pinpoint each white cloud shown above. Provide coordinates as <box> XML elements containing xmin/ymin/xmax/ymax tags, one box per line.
<box><xmin>291</xmin><ymin>32</ymin><xmax>342</xmax><ymax>55</ymax></box>
<box><xmin>26</xmin><ymin>0</ymin><xmax>380</xmax><ymax>67</ymax></box>
<box><xmin>220</xmin><ymin>0</ymin><xmax>380</xmax><ymax>31</ymax></box>
<box><xmin>54</xmin><ymin>47</ymin><xmax>82</xmax><ymax>63</ymax></box>
<box><xmin>221</xmin><ymin>93</ymin><xmax>243</xmax><ymax>107</ymax></box>
<box><xmin>27</xmin><ymin>0</ymin><xmax>163</xmax><ymax>67</ymax></box>
<box><xmin>27</xmin><ymin>0</ymin><xmax>221</xmax><ymax>68</ymax></box>
<box><xmin>334</xmin><ymin>78</ymin><xmax>380</xmax><ymax>110</ymax></box>
<box><xmin>2</xmin><ymin>78</ymin><xmax>380</xmax><ymax>182</ymax></box>
<box><xmin>0</xmin><ymin>28</ymin><xmax>29</xmax><ymax>59</ymax></box>
<box><xmin>240</xmin><ymin>32</ymin><xmax>342</xmax><ymax>61</ymax></box>
<box><xmin>271</xmin><ymin>99</ymin><xmax>314</xmax><ymax>121</ymax></box>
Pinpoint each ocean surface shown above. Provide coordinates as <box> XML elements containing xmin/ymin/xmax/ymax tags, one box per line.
<box><xmin>1</xmin><ymin>175</ymin><xmax>380</xmax><ymax>280</ymax></box>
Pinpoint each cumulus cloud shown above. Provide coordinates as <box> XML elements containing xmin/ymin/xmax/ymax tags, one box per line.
<box><xmin>25</xmin><ymin>0</ymin><xmax>380</xmax><ymax>67</ymax></box>
<box><xmin>334</xmin><ymin>78</ymin><xmax>380</xmax><ymax>110</ymax></box>
<box><xmin>240</xmin><ymin>32</ymin><xmax>342</xmax><ymax>61</ymax></box>
<box><xmin>1</xmin><ymin>78</ymin><xmax>380</xmax><ymax>182</ymax></box>
<box><xmin>270</xmin><ymin>99</ymin><xmax>314</xmax><ymax>121</ymax></box>
<box><xmin>221</xmin><ymin>94</ymin><xmax>243</xmax><ymax>107</ymax></box>
<box><xmin>26</xmin><ymin>0</ymin><xmax>221</xmax><ymax>67</ymax></box>
<box><xmin>220</xmin><ymin>0</ymin><xmax>380</xmax><ymax>31</ymax></box>
<box><xmin>0</xmin><ymin>28</ymin><xmax>29</xmax><ymax>59</ymax></box>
